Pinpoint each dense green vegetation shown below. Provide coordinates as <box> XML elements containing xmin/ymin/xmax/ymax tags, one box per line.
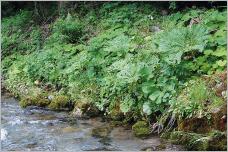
<box><xmin>1</xmin><ymin>2</ymin><xmax>227</xmax><ymax>146</ymax></box>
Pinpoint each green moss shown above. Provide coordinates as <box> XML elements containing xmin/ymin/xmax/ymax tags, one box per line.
<box><xmin>73</xmin><ymin>99</ymin><xmax>100</xmax><ymax>117</ymax></box>
<box><xmin>168</xmin><ymin>131</ymin><xmax>204</xmax><ymax>145</ymax></box>
<box><xmin>110</xmin><ymin>120</ymin><xmax>125</xmax><ymax>127</ymax></box>
<box><xmin>160</xmin><ymin>132</ymin><xmax>171</xmax><ymax>139</ymax></box>
<box><xmin>19</xmin><ymin>93</ymin><xmax>50</xmax><ymax>108</ymax></box>
<box><xmin>36</xmin><ymin>98</ymin><xmax>50</xmax><ymax>107</ymax></box>
<box><xmin>109</xmin><ymin>109</ymin><xmax>124</xmax><ymax>121</ymax></box>
<box><xmin>132</xmin><ymin>121</ymin><xmax>150</xmax><ymax>138</ymax></box>
<box><xmin>208</xmin><ymin>130</ymin><xmax>227</xmax><ymax>151</ymax></box>
<box><xmin>165</xmin><ymin>130</ymin><xmax>227</xmax><ymax>151</ymax></box>
<box><xmin>48</xmin><ymin>95</ymin><xmax>69</xmax><ymax>110</ymax></box>
<box><xmin>208</xmin><ymin>96</ymin><xmax>225</xmax><ymax>109</ymax></box>
<box><xmin>190</xmin><ymin>137</ymin><xmax>209</xmax><ymax>150</ymax></box>
<box><xmin>19</xmin><ymin>98</ymin><xmax>32</xmax><ymax>108</ymax></box>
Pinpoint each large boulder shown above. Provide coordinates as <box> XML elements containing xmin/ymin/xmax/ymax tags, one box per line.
<box><xmin>132</xmin><ymin>120</ymin><xmax>151</xmax><ymax>138</ymax></box>
<box><xmin>71</xmin><ymin>98</ymin><xmax>100</xmax><ymax>118</ymax></box>
<box><xmin>48</xmin><ymin>95</ymin><xmax>71</xmax><ymax>110</ymax></box>
<box><xmin>162</xmin><ymin>130</ymin><xmax>227</xmax><ymax>151</ymax></box>
<box><xmin>19</xmin><ymin>93</ymin><xmax>50</xmax><ymax>108</ymax></box>
<box><xmin>177</xmin><ymin>103</ymin><xmax>227</xmax><ymax>133</ymax></box>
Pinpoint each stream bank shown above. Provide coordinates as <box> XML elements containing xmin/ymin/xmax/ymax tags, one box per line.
<box><xmin>1</xmin><ymin>94</ymin><xmax>184</xmax><ymax>151</ymax></box>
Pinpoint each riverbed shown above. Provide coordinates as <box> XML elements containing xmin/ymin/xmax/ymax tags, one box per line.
<box><xmin>1</xmin><ymin>95</ymin><xmax>184</xmax><ymax>151</ymax></box>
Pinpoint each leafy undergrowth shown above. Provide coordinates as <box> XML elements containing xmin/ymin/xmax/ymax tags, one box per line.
<box><xmin>2</xmin><ymin>2</ymin><xmax>227</xmax><ymax>138</ymax></box>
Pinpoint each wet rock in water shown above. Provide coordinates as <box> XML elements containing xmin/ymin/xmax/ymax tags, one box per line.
<box><xmin>91</xmin><ymin>126</ymin><xmax>112</xmax><ymax>138</ymax></box>
<box><xmin>61</xmin><ymin>126</ymin><xmax>79</xmax><ymax>133</ymax></box>
<box><xmin>110</xmin><ymin>127</ymin><xmax>133</xmax><ymax>140</ymax></box>
<box><xmin>26</xmin><ymin>142</ymin><xmax>38</xmax><ymax>149</ymax></box>
<box><xmin>36</xmin><ymin>114</ymin><xmax>57</xmax><ymax>120</ymax></box>
<box><xmin>58</xmin><ymin>116</ymin><xmax>78</xmax><ymax>125</ymax></box>
<box><xmin>141</xmin><ymin>146</ymin><xmax>156</xmax><ymax>151</ymax></box>
<box><xmin>82</xmin><ymin>146</ymin><xmax>119</xmax><ymax>151</ymax></box>
<box><xmin>98</xmin><ymin>137</ymin><xmax>111</xmax><ymax>146</ymax></box>
<box><xmin>71</xmin><ymin>107</ymin><xmax>83</xmax><ymax>117</ymax></box>
<box><xmin>155</xmin><ymin>143</ymin><xmax>166</xmax><ymax>150</ymax></box>
<box><xmin>132</xmin><ymin>121</ymin><xmax>151</xmax><ymax>138</ymax></box>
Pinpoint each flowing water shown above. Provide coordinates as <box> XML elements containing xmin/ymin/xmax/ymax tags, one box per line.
<box><xmin>1</xmin><ymin>95</ymin><xmax>184</xmax><ymax>151</ymax></box>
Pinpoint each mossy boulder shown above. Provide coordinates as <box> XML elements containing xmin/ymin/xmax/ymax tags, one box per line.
<box><xmin>19</xmin><ymin>98</ymin><xmax>33</xmax><ymax>108</ymax></box>
<box><xmin>71</xmin><ymin>99</ymin><xmax>100</xmax><ymax>118</ymax></box>
<box><xmin>177</xmin><ymin>102</ymin><xmax>227</xmax><ymax>133</ymax></box>
<box><xmin>209</xmin><ymin>104</ymin><xmax>227</xmax><ymax>132</ymax></box>
<box><xmin>188</xmin><ymin>131</ymin><xmax>227</xmax><ymax>151</ymax></box>
<box><xmin>109</xmin><ymin>108</ymin><xmax>124</xmax><ymax>121</ymax></box>
<box><xmin>132</xmin><ymin>121</ymin><xmax>151</xmax><ymax>138</ymax></box>
<box><xmin>166</xmin><ymin>131</ymin><xmax>208</xmax><ymax>150</ymax></box>
<box><xmin>48</xmin><ymin>95</ymin><xmax>70</xmax><ymax>110</ymax></box>
<box><xmin>19</xmin><ymin>93</ymin><xmax>50</xmax><ymax>108</ymax></box>
<box><xmin>163</xmin><ymin>130</ymin><xmax>227</xmax><ymax>151</ymax></box>
<box><xmin>207</xmin><ymin>130</ymin><xmax>227</xmax><ymax>151</ymax></box>
<box><xmin>169</xmin><ymin>131</ymin><xmax>204</xmax><ymax>145</ymax></box>
<box><xmin>177</xmin><ymin>117</ymin><xmax>211</xmax><ymax>134</ymax></box>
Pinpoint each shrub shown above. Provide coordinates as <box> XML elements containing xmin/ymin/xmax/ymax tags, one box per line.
<box><xmin>53</xmin><ymin>13</ymin><xmax>84</xmax><ymax>43</ymax></box>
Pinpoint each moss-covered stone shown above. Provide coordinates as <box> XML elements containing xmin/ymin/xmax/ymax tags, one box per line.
<box><xmin>48</xmin><ymin>95</ymin><xmax>69</xmax><ymax>110</ymax></box>
<box><xmin>19</xmin><ymin>93</ymin><xmax>50</xmax><ymax>108</ymax></box>
<box><xmin>188</xmin><ymin>137</ymin><xmax>209</xmax><ymax>150</ymax></box>
<box><xmin>160</xmin><ymin>132</ymin><xmax>171</xmax><ymax>139</ymax></box>
<box><xmin>177</xmin><ymin>118</ymin><xmax>211</xmax><ymax>133</ymax></box>
<box><xmin>208</xmin><ymin>130</ymin><xmax>227</xmax><ymax>151</ymax></box>
<box><xmin>132</xmin><ymin>121</ymin><xmax>150</xmax><ymax>138</ymax></box>
<box><xmin>169</xmin><ymin>131</ymin><xmax>209</xmax><ymax>150</ymax></box>
<box><xmin>209</xmin><ymin>104</ymin><xmax>227</xmax><ymax>132</ymax></box>
<box><xmin>72</xmin><ymin>99</ymin><xmax>100</xmax><ymax>117</ymax></box>
<box><xmin>19</xmin><ymin>98</ymin><xmax>33</xmax><ymax>108</ymax></box>
<box><xmin>177</xmin><ymin>101</ymin><xmax>227</xmax><ymax>133</ymax></box>
<box><xmin>169</xmin><ymin>131</ymin><xmax>204</xmax><ymax>145</ymax></box>
<box><xmin>109</xmin><ymin>108</ymin><xmax>124</xmax><ymax>121</ymax></box>
<box><xmin>163</xmin><ymin>130</ymin><xmax>227</xmax><ymax>151</ymax></box>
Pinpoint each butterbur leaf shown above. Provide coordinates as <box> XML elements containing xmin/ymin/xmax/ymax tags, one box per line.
<box><xmin>204</xmin><ymin>50</ymin><xmax>213</xmax><ymax>56</ymax></box>
<box><xmin>216</xmin><ymin>60</ymin><xmax>227</xmax><ymax>67</ymax></box>
<box><xmin>149</xmin><ymin>91</ymin><xmax>161</xmax><ymax>101</ymax></box>
<box><xmin>120</xmin><ymin>96</ymin><xmax>134</xmax><ymax>113</ymax></box>
<box><xmin>143</xmin><ymin>102</ymin><xmax>152</xmax><ymax>115</ymax></box>
<box><xmin>141</xmin><ymin>81</ymin><xmax>156</xmax><ymax>95</ymax></box>
<box><xmin>156</xmin><ymin>96</ymin><xmax>162</xmax><ymax>104</ymax></box>
<box><xmin>212</xmin><ymin>48</ymin><xmax>226</xmax><ymax>57</ymax></box>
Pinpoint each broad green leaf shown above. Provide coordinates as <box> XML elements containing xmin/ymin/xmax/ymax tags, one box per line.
<box><xmin>149</xmin><ymin>91</ymin><xmax>161</xmax><ymax>101</ymax></box>
<box><xmin>143</xmin><ymin>102</ymin><xmax>152</xmax><ymax>115</ymax></box>
<box><xmin>216</xmin><ymin>60</ymin><xmax>227</xmax><ymax>67</ymax></box>
<box><xmin>212</xmin><ymin>48</ymin><xmax>226</xmax><ymax>57</ymax></box>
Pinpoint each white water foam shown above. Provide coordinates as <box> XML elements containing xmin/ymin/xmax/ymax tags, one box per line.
<box><xmin>1</xmin><ymin>128</ymin><xmax>8</xmax><ymax>141</ymax></box>
<box><xmin>8</xmin><ymin>117</ymin><xmax>23</xmax><ymax>126</ymax></box>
